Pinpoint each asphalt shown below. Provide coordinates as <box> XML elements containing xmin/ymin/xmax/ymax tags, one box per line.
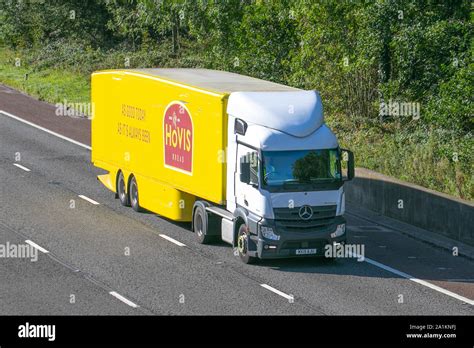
<box><xmin>0</xmin><ymin>84</ymin><xmax>473</xmax><ymax>315</ymax></box>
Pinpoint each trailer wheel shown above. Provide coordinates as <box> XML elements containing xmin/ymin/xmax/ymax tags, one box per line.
<box><xmin>117</xmin><ymin>171</ymin><xmax>130</xmax><ymax>207</ymax></box>
<box><xmin>237</xmin><ymin>224</ymin><xmax>257</xmax><ymax>264</ymax></box>
<box><xmin>129</xmin><ymin>176</ymin><xmax>141</xmax><ymax>212</ymax></box>
<box><xmin>193</xmin><ymin>205</ymin><xmax>213</xmax><ymax>244</ymax></box>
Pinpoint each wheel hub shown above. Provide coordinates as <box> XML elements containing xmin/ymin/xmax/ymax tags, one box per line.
<box><xmin>237</xmin><ymin>233</ymin><xmax>246</xmax><ymax>253</ymax></box>
<box><xmin>131</xmin><ymin>183</ymin><xmax>138</xmax><ymax>205</ymax></box>
<box><xmin>119</xmin><ymin>184</ymin><xmax>126</xmax><ymax>199</ymax></box>
<box><xmin>196</xmin><ymin>216</ymin><xmax>203</xmax><ymax>236</ymax></box>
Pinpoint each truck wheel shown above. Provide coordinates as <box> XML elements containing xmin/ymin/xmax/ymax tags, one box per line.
<box><xmin>193</xmin><ymin>205</ymin><xmax>213</xmax><ymax>244</ymax></box>
<box><xmin>237</xmin><ymin>224</ymin><xmax>256</xmax><ymax>264</ymax></box>
<box><xmin>117</xmin><ymin>171</ymin><xmax>130</xmax><ymax>207</ymax></box>
<box><xmin>129</xmin><ymin>176</ymin><xmax>141</xmax><ymax>212</ymax></box>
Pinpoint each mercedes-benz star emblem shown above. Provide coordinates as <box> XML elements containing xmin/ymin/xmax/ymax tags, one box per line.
<box><xmin>298</xmin><ymin>205</ymin><xmax>313</xmax><ymax>220</ymax></box>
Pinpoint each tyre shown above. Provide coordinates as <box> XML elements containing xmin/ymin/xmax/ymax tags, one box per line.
<box><xmin>117</xmin><ymin>171</ymin><xmax>130</xmax><ymax>206</ymax></box>
<box><xmin>237</xmin><ymin>224</ymin><xmax>257</xmax><ymax>264</ymax></box>
<box><xmin>193</xmin><ymin>205</ymin><xmax>213</xmax><ymax>244</ymax></box>
<box><xmin>129</xmin><ymin>175</ymin><xmax>141</xmax><ymax>212</ymax></box>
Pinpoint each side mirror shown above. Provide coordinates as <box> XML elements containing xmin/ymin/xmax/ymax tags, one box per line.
<box><xmin>240</xmin><ymin>160</ymin><xmax>250</xmax><ymax>184</ymax></box>
<box><xmin>235</xmin><ymin>118</ymin><xmax>248</xmax><ymax>135</ymax></box>
<box><xmin>340</xmin><ymin>149</ymin><xmax>355</xmax><ymax>181</ymax></box>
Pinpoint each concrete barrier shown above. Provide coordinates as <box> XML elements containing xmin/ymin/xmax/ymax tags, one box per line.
<box><xmin>345</xmin><ymin>168</ymin><xmax>474</xmax><ymax>247</ymax></box>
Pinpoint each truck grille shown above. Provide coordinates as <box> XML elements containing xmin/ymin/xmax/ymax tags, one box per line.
<box><xmin>273</xmin><ymin>205</ymin><xmax>337</xmax><ymax>232</ymax></box>
<box><xmin>281</xmin><ymin>240</ymin><xmax>326</xmax><ymax>250</ymax></box>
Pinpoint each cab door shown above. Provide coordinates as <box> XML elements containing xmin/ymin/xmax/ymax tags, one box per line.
<box><xmin>235</xmin><ymin>143</ymin><xmax>263</xmax><ymax>214</ymax></box>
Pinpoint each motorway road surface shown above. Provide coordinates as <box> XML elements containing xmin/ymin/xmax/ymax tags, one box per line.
<box><xmin>0</xmin><ymin>84</ymin><xmax>473</xmax><ymax>315</ymax></box>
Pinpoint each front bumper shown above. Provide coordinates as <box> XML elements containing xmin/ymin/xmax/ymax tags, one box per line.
<box><xmin>250</xmin><ymin>215</ymin><xmax>346</xmax><ymax>259</ymax></box>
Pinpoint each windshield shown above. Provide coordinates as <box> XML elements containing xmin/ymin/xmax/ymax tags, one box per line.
<box><xmin>262</xmin><ymin>149</ymin><xmax>341</xmax><ymax>191</ymax></box>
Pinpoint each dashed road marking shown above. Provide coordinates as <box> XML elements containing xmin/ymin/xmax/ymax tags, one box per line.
<box><xmin>13</xmin><ymin>163</ymin><xmax>31</xmax><ymax>172</ymax></box>
<box><xmin>159</xmin><ymin>234</ymin><xmax>186</xmax><ymax>247</ymax></box>
<box><xmin>260</xmin><ymin>284</ymin><xmax>294</xmax><ymax>302</ymax></box>
<box><xmin>78</xmin><ymin>195</ymin><xmax>100</xmax><ymax>205</ymax></box>
<box><xmin>109</xmin><ymin>291</ymin><xmax>139</xmax><ymax>308</ymax></box>
<box><xmin>25</xmin><ymin>240</ymin><xmax>49</xmax><ymax>254</ymax></box>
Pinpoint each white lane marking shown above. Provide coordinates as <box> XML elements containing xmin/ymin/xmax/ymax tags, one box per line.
<box><xmin>78</xmin><ymin>195</ymin><xmax>100</xmax><ymax>205</ymax></box>
<box><xmin>25</xmin><ymin>240</ymin><xmax>49</xmax><ymax>254</ymax></box>
<box><xmin>260</xmin><ymin>284</ymin><xmax>294</xmax><ymax>302</ymax></box>
<box><xmin>349</xmin><ymin>252</ymin><xmax>474</xmax><ymax>306</ymax></box>
<box><xmin>0</xmin><ymin>110</ymin><xmax>91</xmax><ymax>150</ymax></box>
<box><xmin>109</xmin><ymin>291</ymin><xmax>139</xmax><ymax>308</ymax></box>
<box><xmin>158</xmin><ymin>234</ymin><xmax>186</xmax><ymax>247</ymax></box>
<box><xmin>13</xmin><ymin>163</ymin><xmax>31</xmax><ymax>172</ymax></box>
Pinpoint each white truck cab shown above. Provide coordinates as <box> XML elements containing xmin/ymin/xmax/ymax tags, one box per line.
<box><xmin>221</xmin><ymin>90</ymin><xmax>354</xmax><ymax>263</ymax></box>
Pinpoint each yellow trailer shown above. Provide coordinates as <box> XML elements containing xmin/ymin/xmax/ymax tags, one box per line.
<box><xmin>91</xmin><ymin>69</ymin><xmax>232</xmax><ymax>221</ymax></box>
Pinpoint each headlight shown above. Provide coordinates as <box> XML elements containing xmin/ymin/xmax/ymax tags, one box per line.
<box><xmin>331</xmin><ymin>224</ymin><xmax>345</xmax><ymax>238</ymax></box>
<box><xmin>261</xmin><ymin>226</ymin><xmax>280</xmax><ymax>241</ymax></box>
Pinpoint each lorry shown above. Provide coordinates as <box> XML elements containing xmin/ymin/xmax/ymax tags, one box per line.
<box><xmin>91</xmin><ymin>68</ymin><xmax>354</xmax><ymax>263</ymax></box>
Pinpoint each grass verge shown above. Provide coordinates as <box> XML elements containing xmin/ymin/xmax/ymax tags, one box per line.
<box><xmin>0</xmin><ymin>48</ymin><xmax>90</xmax><ymax>107</ymax></box>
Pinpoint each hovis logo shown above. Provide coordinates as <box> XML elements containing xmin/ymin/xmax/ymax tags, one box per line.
<box><xmin>163</xmin><ymin>102</ymin><xmax>193</xmax><ymax>174</ymax></box>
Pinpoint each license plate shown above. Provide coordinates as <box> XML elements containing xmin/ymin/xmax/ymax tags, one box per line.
<box><xmin>295</xmin><ymin>248</ymin><xmax>317</xmax><ymax>255</ymax></box>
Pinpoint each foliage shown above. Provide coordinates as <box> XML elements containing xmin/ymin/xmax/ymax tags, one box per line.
<box><xmin>0</xmin><ymin>0</ymin><xmax>471</xmax><ymax>199</ymax></box>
